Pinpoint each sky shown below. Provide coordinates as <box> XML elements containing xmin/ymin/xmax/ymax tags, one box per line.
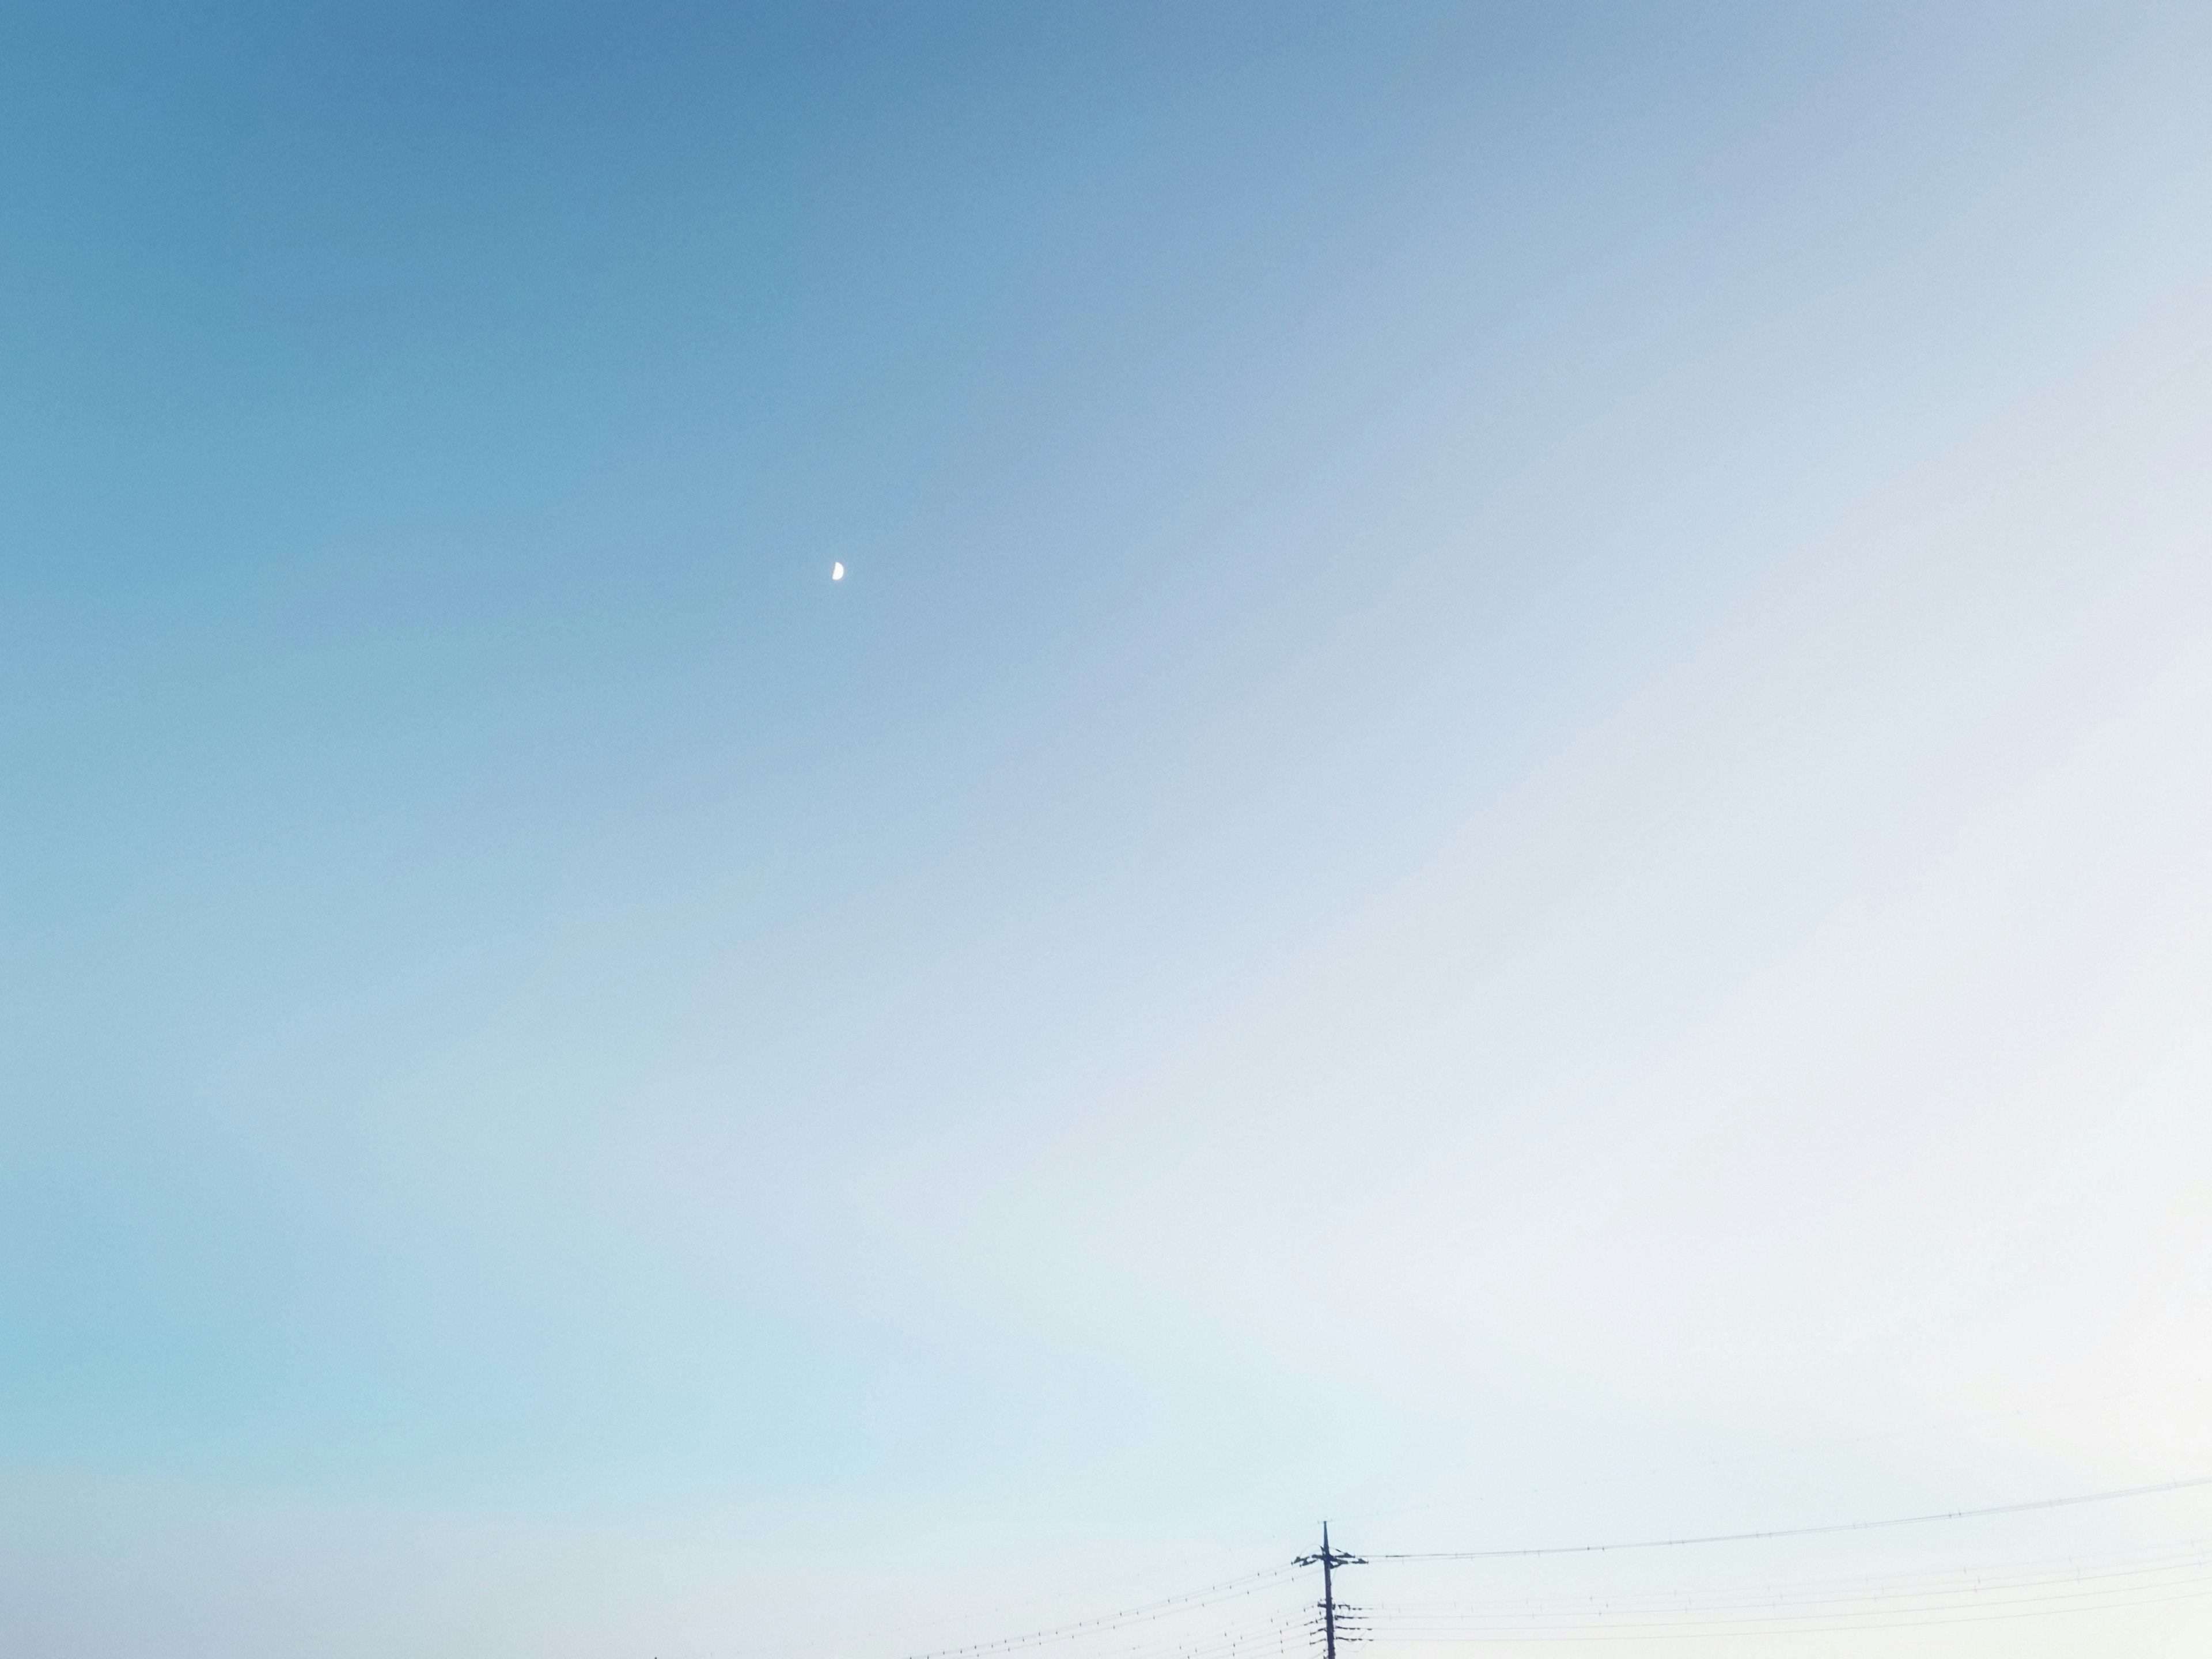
<box><xmin>5</xmin><ymin>2</ymin><xmax>2212</xmax><ymax>1654</ymax></box>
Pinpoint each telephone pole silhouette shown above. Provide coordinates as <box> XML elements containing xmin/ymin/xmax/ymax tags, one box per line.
<box><xmin>1294</xmin><ymin>1524</ymin><xmax>1364</xmax><ymax>1659</ymax></box>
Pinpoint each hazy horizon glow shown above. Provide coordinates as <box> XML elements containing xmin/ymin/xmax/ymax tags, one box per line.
<box><xmin>6</xmin><ymin>5</ymin><xmax>2212</xmax><ymax>1656</ymax></box>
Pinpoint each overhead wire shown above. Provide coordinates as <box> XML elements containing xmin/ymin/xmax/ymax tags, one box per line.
<box><xmin>1364</xmin><ymin>1555</ymin><xmax>2210</xmax><ymax>1625</ymax></box>
<box><xmin>1325</xmin><ymin>1374</ymin><xmax>2212</xmax><ymax>1536</ymax></box>
<box><xmin>1354</xmin><ymin>1536</ymin><xmax>2212</xmax><ymax>1642</ymax></box>
<box><xmin>1357</xmin><ymin>1581</ymin><xmax>2212</xmax><ymax>1643</ymax></box>
<box><xmin>651</xmin><ymin>1469</ymin><xmax>2212</xmax><ymax>1659</ymax></box>
<box><xmin>1376</xmin><ymin>1471</ymin><xmax>2212</xmax><ymax>1560</ymax></box>
<box><xmin>893</xmin><ymin>1566</ymin><xmax>1309</xmax><ymax>1659</ymax></box>
<box><xmin>1373</xmin><ymin>1534</ymin><xmax>2212</xmax><ymax>1609</ymax></box>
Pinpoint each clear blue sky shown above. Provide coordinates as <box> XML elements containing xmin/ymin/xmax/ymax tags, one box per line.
<box><xmin>7</xmin><ymin>4</ymin><xmax>2212</xmax><ymax>1654</ymax></box>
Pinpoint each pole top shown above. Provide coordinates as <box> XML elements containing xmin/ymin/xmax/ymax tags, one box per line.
<box><xmin>1294</xmin><ymin>1523</ymin><xmax>1365</xmax><ymax>1570</ymax></box>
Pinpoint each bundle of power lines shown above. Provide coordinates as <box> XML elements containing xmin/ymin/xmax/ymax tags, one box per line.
<box><xmin>655</xmin><ymin>1474</ymin><xmax>2212</xmax><ymax>1659</ymax></box>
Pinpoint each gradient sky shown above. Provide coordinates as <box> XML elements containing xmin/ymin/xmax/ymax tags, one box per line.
<box><xmin>6</xmin><ymin>3</ymin><xmax>2212</xmax><ymax>1656</ymax></box>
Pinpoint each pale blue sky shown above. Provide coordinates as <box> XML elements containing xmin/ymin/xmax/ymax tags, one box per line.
<box><xmin>7</xmin><ymin>4</ymin><xmax>2212</xmax><ymax>1655</ymax></box>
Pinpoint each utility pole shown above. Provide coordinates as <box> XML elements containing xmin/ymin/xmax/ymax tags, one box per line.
<box><xmin>1294</xmin><ymin>1524</ymin><xmax>1364</xmax><ymax>1659</ymax></box>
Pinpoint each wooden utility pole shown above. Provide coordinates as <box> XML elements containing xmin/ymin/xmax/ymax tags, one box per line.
<box><xmin>1296</xmin><ymin>1523</ymin><xmax>1363</xmax><ymax>1659</ymax></box>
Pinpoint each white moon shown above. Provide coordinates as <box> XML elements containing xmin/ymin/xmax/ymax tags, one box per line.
<box><xmin>831</xmin><ymin>562</ymin><xmax>844</xmax><ymax>581</ymax></box>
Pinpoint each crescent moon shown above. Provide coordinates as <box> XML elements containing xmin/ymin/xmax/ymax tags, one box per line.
<box><xmin>831</xmin><ymin>562</ymin><xmax>845</xmax><ymax>581</ymax></box>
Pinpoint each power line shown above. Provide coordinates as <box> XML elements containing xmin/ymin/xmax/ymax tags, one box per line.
<box><xmin>1358</xmin><ymin>1580</ymin><xmax>2212</xmax><ymax>1643</ymax></box>
<box><xmin>1321</xmin><ymin>1375</ymin><xmax>2212</xmax><ymax>1537</ymax></box>
<box><xmin>655</xmin><ymin>1472</ymin><xmax>2212</xmax><ymax>1659</ymax></box>
<box><xmin>1360</xmin><ymin>1539</ymin><xmax>2212</xmax><ymax>1629</ymax></box>
<box><xmin>1371</xmin><ymin>1536</ymin><xmax>2212</xmax><ymax>1618</ymax></box>
<box><xmin>1375</xmin><ymin>1472</ymin><xmax>2212</xmax><ymax>1560</ymax></box>
<box><xmin>891</xmin><ymin>1567</ymin><xmax>1309</xmax><ymax>1659</ymax></box>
